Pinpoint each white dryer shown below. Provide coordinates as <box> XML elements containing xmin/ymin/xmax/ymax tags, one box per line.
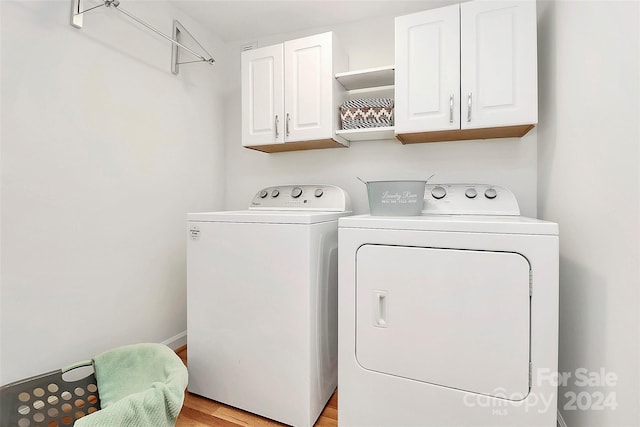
<box><xmin>187</xmin><ymin>185</ymin><xmax>350</xmax><ymax>427</ymax></box>
<box><xmin>338</xmin><ymin>184</ymin><xmax>559</xmax><ymax>427</ymax></box>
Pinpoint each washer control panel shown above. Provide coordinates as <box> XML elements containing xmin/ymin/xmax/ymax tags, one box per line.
<box><xmin>423</xmin><ymin>184</ymin><xmax>520</xmax><ymax>215</ymax></box>
<box><xmin>249</xmin><ymin>185</ymin><xmax>349</xmax><ymax>211</ymax></box>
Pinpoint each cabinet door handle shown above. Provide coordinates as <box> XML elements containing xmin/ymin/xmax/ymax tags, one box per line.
<box><xmin>467</xmin><ymin>92</ymin><xmax>473</xmax><ymax>122</ymax></box>
<box><xmin>274</xmin><ymin>115</ymin><xmax>279</xmax><ymax>139</ymax></box>
<box><xmin>449</xmin><ymin>94</ymin><xmax>454</xmax><ymax>124</ymax></box>
<box><xmin>286</xmin><ymin>113</ymin><xmax>290</xmax><ymax>137</ymax></box>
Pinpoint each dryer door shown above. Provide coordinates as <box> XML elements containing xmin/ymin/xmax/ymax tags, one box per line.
<box><xmin>355</xmin><ymin>244</ymin><xmax>531</xmax><ymax>399</ymax></box>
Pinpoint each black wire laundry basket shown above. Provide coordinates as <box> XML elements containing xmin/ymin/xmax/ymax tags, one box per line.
<box><xmin>0</xmin><ymin>361</ymin><xmax>100</xmax><ymax>427</ymax></box>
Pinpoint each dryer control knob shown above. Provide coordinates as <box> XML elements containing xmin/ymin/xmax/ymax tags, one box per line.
<box><xmin>484</xmin><ymin>188</ymin><xmax>498</xmax><ymax>199</ymax></box>
<box><xmin>291</xmin><ymin>187</ymin><xmax>303</xmax><ymax>198</ymax></box>
<box><xmin>259</xmin><ymin>190</ymin><xmax>268</xmax><ymax>198</ymax></box>
<box><xmin>465</xmin><ymin>188</ymin><xmax>477</xmax><ymax>199</ymax></box>
<box><xmin>431</xmin><ymin>186</ymin><xmax>447</xmax><ymax>199</ymax></box>
<box><xmin>314</xmin><ymin>188</ymin><xmax>324</xmax><ymax>198</ymax></box>
<box><xmin>271</xmin><ymin>189</ymin><xmax>280</xmax><ymax>198</ymax></box>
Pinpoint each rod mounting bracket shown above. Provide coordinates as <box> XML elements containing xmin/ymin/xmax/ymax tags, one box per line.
<box><xmin>71</xmin><ymin>0</ymin><xmax>83</xmax><ymax>28</ymax></box>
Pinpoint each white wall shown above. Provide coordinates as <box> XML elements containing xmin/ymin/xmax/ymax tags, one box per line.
<box><xmin>537</xmin><ymin>1</ymin><xmax>640</xmax><ymax>426</ymax></box>
<box><xmin>6</xmin><ymin>5</ymin><xmax>637</xmax><ymax>427</ymax></box>
<box><xmin>223</xmin><ymin>15</ymin><xmax>539</xmax><ymax>217</ymax></box>
<box><xmin>0</xmin><ymin>1</ymin><xmax>227</xmax><ymax>384</ymax></box>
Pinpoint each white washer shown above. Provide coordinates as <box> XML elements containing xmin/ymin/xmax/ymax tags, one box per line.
<box><xmin>187</xmin><ymin>185</ymin><xmax>350</xmax><ymax>427</ymax></box>
<box><xmin>338</xmin><ymin>184</ymin><xmax>559</xmax><ymax>427</ymax></box>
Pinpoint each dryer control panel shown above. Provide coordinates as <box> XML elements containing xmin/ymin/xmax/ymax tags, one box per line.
<box><xmin>423</xmin><ymin>184</ymin><xmax>520</xmax><ymax>215</ymax></box>
<box><xmin>249</xmin><ymin>185</ymin><xmax>350</xmax><ymax>212</ymax></box>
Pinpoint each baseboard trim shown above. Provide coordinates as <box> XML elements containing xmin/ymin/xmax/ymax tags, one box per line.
<box><xmin>162</xmin><ymin>331</ymin><xmax>187</xmax><ymax>350</ymax></box>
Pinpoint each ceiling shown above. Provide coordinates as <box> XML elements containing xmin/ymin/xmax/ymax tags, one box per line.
<box><xmin>169</xmin><ymin>0</ymin><xmax>459</xmax><ymax>42</ymax></box>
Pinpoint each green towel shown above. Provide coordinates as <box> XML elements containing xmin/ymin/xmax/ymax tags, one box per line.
<box><xmin>75</xmin><ymin>343</ymin><xmax>188</xmax><ymax>427</ymax></box>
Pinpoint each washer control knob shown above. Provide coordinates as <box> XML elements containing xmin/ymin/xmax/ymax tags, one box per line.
<box><xmin>465</xmin><ymin>188</ymin><xmax>477</xmax><ymax>199</ymax></box>
<box><xmin>271</xmin><ymin>189</ymin><xmax>280</xmax><ymax>198</ymax></box>
<box><xmin>431</xmin><ymin>186</ymin><xmax>447</xmax><ymax>200</ymax></box>
<box><xmin>291</xmin><ymin>187</ymin><xmax>303</xmax><ymax>198</ymax></box>
<box><xmin>484</xmin><ymin>188</ymin><xmax>498</xmax><ymax>199</ymax></box>
<box><xmin>259</xmin><ymin>190</ymin><xmax>268</xmax><ymax>199</ymax></box>
<box><xmin>314</xmin><ymin>188</ymin><xmax>324</xmax><ymax>198</ymax></box>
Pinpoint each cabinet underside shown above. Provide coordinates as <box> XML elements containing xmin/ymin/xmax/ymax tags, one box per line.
<box><xmin>396</xmin><ymin>124</ymin><xmax>535</xmax><ymax>144</ymax></box>
<box><xmin>245</xmin><ymin>138</ymin><xmax>348</xmax><ymax>153</ymax></box>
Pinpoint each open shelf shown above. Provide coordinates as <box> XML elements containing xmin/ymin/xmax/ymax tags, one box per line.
<box><xmin>335</xmin><ymin>65</ymin><xmax>395</xmax><ymax>90</ymax></box>
<box><xmin>336</xmin><ymin>126</ymin><xmax>396</xmax><ymax>142</ymax></box>
<box><xmin>336</xmin><ymin>66</ymin><xmax>396</xmax><ymax>142</ymax></box>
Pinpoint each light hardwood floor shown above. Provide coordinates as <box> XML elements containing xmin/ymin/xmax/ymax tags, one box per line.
<box><xmin>175</xmin><ymin>347</ymin><xmax>338</xmax><ymax>427</ymax></box>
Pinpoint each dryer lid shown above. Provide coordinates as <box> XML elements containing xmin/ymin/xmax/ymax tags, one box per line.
<box><xmin>342</xmin><ymin>183</ymin><xmax>557</xmax><ymax>235</ymax></box>
<box><xmin>339</xmin><ymin>214</ymin><xmax>558</xmax><ymax>236</ymax></box>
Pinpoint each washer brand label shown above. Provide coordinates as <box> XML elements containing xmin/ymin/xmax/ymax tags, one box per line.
<box><xmin>189</xmin><ymin>225</ymin><xmax>200</xmax><ymax>241</ymax></box>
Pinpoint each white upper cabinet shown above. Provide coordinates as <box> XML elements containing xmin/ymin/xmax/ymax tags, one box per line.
<box><xmin>242</xmin><ymin>44</ymin><xmax>284</xmax><ymax>146</ymax></box>
<box><xmin>395</xmin><ymin>4</ymin><xmax>460</xmax><ymax>133</ymax></box>
<box><xmin>284</xmin><ymin>35</ymin><xmax>332</xmax><ymax>143</ymax></box>
<box><xmin>395</xmin><ymin>0</ymin><xmax>538</xmax><ymax>143</ymax></box>
<box><xmin>241</xmin><ymin>32</ymin><xmax>348</xmax><ymax>153</ymax></box>
<box><xmin>460</xmin><ymin>0</ymin><xmax>538</xmax><ymax>129</ymax></box>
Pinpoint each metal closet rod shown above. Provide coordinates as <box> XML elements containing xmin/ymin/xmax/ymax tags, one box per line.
<box><xmin>75</xmin><ymin>0</ymin><xmax>215</xmax><ymax>65</ymax></box>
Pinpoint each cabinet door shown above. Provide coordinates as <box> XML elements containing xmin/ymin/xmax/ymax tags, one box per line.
<box><xmin>395</xmin><ymin>5</ymin><xmax>460</xmax><ymax>133</ymax></box>
<box><xmin>241</xmin><ymin>44</ymin><xmax>284</xmax><ymax>146</ymax></box>
<box><xmin>460</xmin><ymin>0</ymin><xmax>537</xmax><ymax>129</ymax></box>
<box><xmin>284</xmin><ymin>32</ymin><xmax>333</xmax><ymax>142</ymax></box>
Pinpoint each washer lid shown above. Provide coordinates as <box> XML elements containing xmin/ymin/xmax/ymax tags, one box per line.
<box><xmin>339</xmin><ymin>214</ymin><xmax>558</xmax><ymax>235</ymax></box>
<box><xmin>188</xmin><ymin>210</ymin><xmax>351</xmax><ymax>224</ymax></box>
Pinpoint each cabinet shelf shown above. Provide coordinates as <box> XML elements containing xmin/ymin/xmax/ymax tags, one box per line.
<box><xmin>335</xmin><ymin>66</ymin><xmax>395</xmax><ymax>90</ymax></box>
<box><xmin>335</xmin><ymin>126</ymin><xmax>396</xmax><ymax>142</ymax></box>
